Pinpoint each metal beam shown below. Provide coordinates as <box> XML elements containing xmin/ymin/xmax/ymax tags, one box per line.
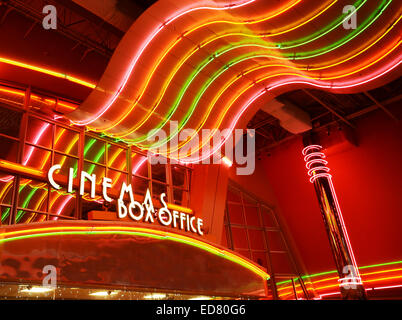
<box><xmin>255</xmin><ymin>129</ymin><xmax>274</xmax><ymax>142</ymax></box>
<box><xmin>364</xmin><ymin>91</ymin><xmax>398</xmax><ymax>121</ymax></box>
<box><xmin>259</xmin><ymin>93</ymin><xmax>401</xmax><ymax>152</ymax></box>
<box><xmin>302</xmin><ymin>89</ymin><xmax>356</xmax><ymax>128</ymax></box>
<box><xmin>7</xmin><ymin>0</ymin><xmax>116</xmax><ymax>58</ymax></box>
<box><xmin>345</xmin><ymin>93</ymin><xmax>401</xmax><ymax>120</ymax></box>
<box><xmin>252</xmin><ymin>117</ymin><xmax>278</xmax><ymax>129</ymax></box>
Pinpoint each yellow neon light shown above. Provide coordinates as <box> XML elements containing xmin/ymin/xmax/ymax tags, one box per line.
<box><xmin>166</xmin><ymin>203</ymin><xmax>193</xmax><ymax>215</ymax></box>
<box><xmin>2</xmin><ymin>225</ymin><xmax>270</xmax><ymax>280</ymax></box>
<box><xmin>94</xmin><ymin>0</ymin><xmax>329</xmax><ymax>134</ymax></box>
<box><xmin>161</xmin><ymin>37</ymin><xmax>402</xmax><ymax>158</ymax></box>
<box><xmin>0</xmin><ymin>160</ymin><xmax>44</xmax><ymax>176</ymax></box>
<box><xmin>112</xmin><ymin>11</ymin><xmax>401</xmax><ymax>153</ymax></box>
<box><xmin>0</xmin><ymin>180</ymin><xmax>13</xmax><ymax>202</ymax></box>
<box><xmin>277</xmin><ymin>268</ymin><xmax>402</xmax><ymax>293</ymax></box>
<box><xmin>0</xmin><ymin>57</ymin><xmax>96</xmax><ymax>89</ymax></box>
<box><xmin>0</xmin><ymin>87</ymin><xmax>25</xmax><ymax>96</ymax></box>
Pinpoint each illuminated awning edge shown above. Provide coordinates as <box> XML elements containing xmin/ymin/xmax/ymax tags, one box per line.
<box><xmin>0</xmin><ymin>221</ymin><xmax>270</xmax><ymax>281</ymax></box>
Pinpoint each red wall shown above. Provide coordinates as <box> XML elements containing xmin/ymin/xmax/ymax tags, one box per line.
<box><xmin>260</xmin><ymin>103</ymin><xmax>402</xmax><ymax>274</ymax></box>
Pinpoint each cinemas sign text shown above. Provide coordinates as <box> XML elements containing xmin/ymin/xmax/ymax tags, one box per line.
<box><xmin>47</xmin><ymin>164</ymin><xmax>204</xmax><ymax>236</ymax></box>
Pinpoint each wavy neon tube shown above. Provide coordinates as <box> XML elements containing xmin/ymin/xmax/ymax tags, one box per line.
<box><xmin>108</xmin><ymin>0</ymin><xmax>376</xmax><ymax>140</ymax></box>
<box><xmin>90</xmin><ymin>0</ymin><xmax>305</xmax><ymax>133</ymax></box>
<box><xmin>147</xmin><ymin>37</ymin><xmax>401</xmax><ymax>157</ymax></box>
<box><xmin>51</xmin><ymin>0</ymin><xmax>399</xmax><ymax>163</ymax></box>
<box><xmin>291</xmin><ymin>0</ymin><xmax>392</xmax><ymax>59</ymax></box>
<box><xmin>70</xmin><ymin>0</ymin><xmax>262</xmax><ymax>126</ymax></box>
<box><xmin>0</xmin><ymin>1</ymin><xmax>327</xmax><ymax>134</ymax></box>
<box><xmin>131</xmin><ymin>9</ymin><xmax>398</xmax><ymax>157</ymax></box>
<box><xmin>277</xmin><ymin>0</ymin><xmax>365</xmax><ymax>50</ymax></box>
<box><xmin>111</xmin><ymin>0</ymin><xmax>392</xmax><ymax>145</ymax></box>
<box><xmin>95</xmin><ymin>0</ymin><xmax>365</xmax><ymax>136</ymax></box>
<box><xmin>183</xmin><ymin>36</ymin><xmax>401</xmax><ymax>159</ymax></box>
<box><xmin>179</xmin><ymin>57</ymin><xmax>402</xmax><ymax>163</ymax></box>
<box><xmin>197</xmin><ymin>57</ymin><xmax>401</xmax><ymax>163</ymax></box>
<box><xmin>145</xmin><ymin>36</ymin><xmax>400</xmax><ymax>153</ymax></box>
<box><xmin>162</xmin><ymin>32</ymin><xmax>399</xmax><ymax>156</ymax></box>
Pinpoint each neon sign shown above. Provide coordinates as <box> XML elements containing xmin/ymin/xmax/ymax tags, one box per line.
<box><xmin>47</xmin><ymin>164</ymin><xmax>204</xmax><ymax>236</ymax></box>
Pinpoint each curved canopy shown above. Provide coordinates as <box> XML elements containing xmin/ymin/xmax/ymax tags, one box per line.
<box><xmin>0</xmin><ymin>221</ymin><xmax>268</xmax><ymax>297</ymax></box>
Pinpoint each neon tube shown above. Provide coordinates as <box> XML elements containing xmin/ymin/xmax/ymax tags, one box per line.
<box><xmin>139</xmin><ymin>30</ymin><xmax>399</xmax><ymax>150</ymax></box>
<box><xmin>115</xmin><ymin>21</ymin><xmax>400</xmax><ymax>153</ymax></box>
<box><xmin>179</xmin><ymin>56</ymin><xmax>402</xmax><ymax>163</ymax></box>
<box><xmin>70</xmin><ymin>0</ymin><xmax>262</xmax><ymax>126</ymax></box>
<box><xmin>0</xmin><ymin>225</ymin><xmax>270</xmax><ymax>280</ymax></box>
<box><xmin>94</xmin><ymin>0</ymin><xmax>369</xmax><ymax>136</ymax></box>
<box><xmin>276</xmin><ymin>260</ymin><xmax>402</xmax><ymax>286</ymax></box>
<box><xmin>91</xmin><ymin>0</ymin><xmax>308</xmax><ymax>133</ymax></box>
<box><xmin>0</xmin><ymin>57</ymin><xmax>96</xmax><ymax>88</ymax></box>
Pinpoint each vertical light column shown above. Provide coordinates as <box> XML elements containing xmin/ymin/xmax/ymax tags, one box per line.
<box><xmin>302</xmin><ymin>144</ymin><xmax>366</xmax><ymax>300</ymax></box>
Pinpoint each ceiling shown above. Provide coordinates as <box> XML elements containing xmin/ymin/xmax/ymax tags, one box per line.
<box><xmin>0</xmin><ymin>0</ymin><xmax>158</xmax><ymax>100</ymax></box>
<box><xmin>247</xmin><ymin>75</ymin><xmax>401</xmax><ymax>154</ymax></box>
